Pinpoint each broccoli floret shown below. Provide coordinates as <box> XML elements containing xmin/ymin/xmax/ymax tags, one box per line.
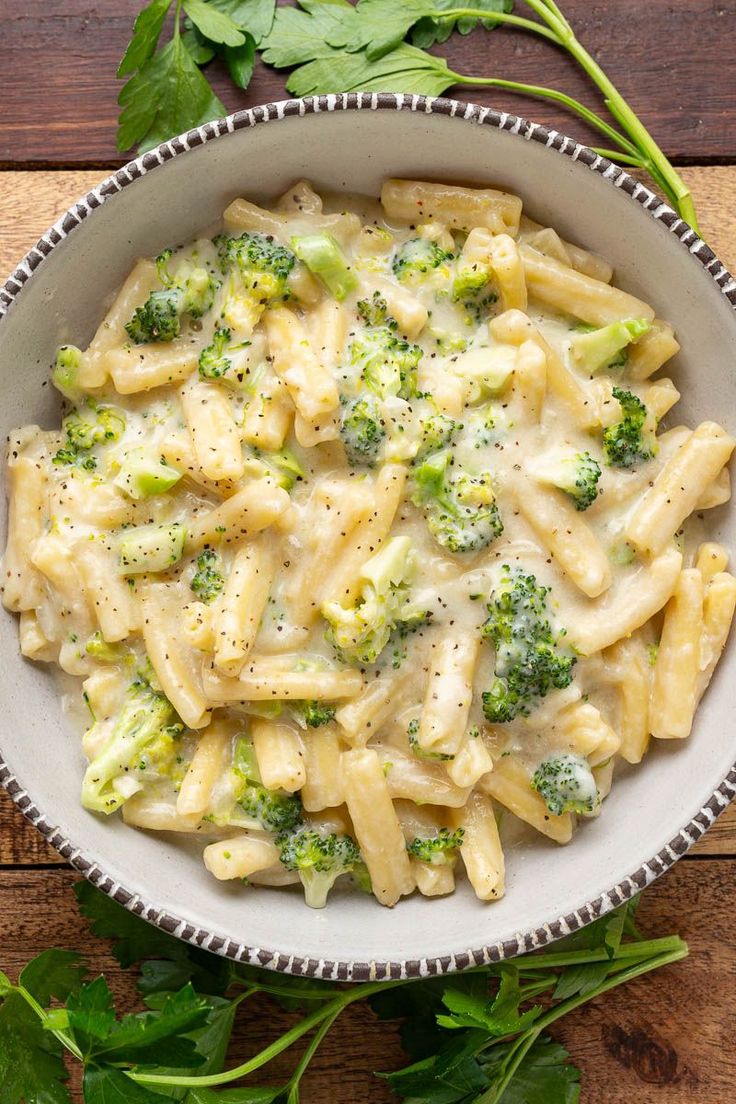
<box><xmin>351</xmin><ymin>326</ymin><xmax>422</xmax><ymax>401</ymax></box>
<box><xmin>340</xmin><ymin>394</ymin><xmax>386</xmax><ymax>467</ymax></box>
<box><xmin>291</xmin><ymin>233</ymin><xmax>358</xmax><ymax>301</ymax></box>
<box><xmin>228</xmin><ymin>737</ymin><xmax>303</xmax><ymax>832</ymax></box>
<box><xmin>52</xmin><ymin>345</ymin><xmax>84</xmax><ymax>400</ymax></box>
<box><xmin>52</xmin><ymin>445</ymin><xmax>97</xmax><ymax>471</ymax></box>
<box><xmin>322</xmin><ymin>535</ymin><xmax>426</xmax><ymax>665</ymax></box>
<box><xmin>407</xmin><ymin>717</ymin><xmax>454</xmax><ymax>762</ymax></box>
<box><xmin>357</xmin><ymin>291</ymin><xmax>390</xmax><ymax>327</ymax></box>
<box><xmin>452</xmin><ymin>258</ymin><xmax>496</xmax><ymax>320</ymax></box>
<box><xmin>407</xmin><ymin>827</ymin><xmax>464</xmax><ymax>865</ymax></box>
<box><xmin>216</xmin><ymin>232</ymin><xmax>296</xmax><ymax>297</ymax></box>
<box><xmin>415</xmin><ymin>411</ymin><xmax>461</xmax><ymax>461</ymax></box>
<box><xmin>53</xmin><ymin>402</ymin><xmax>126</xmax><ymax>471</ymax></box>
<box><xmin>64</xmin><ymin>404</ymin><xmax>126</xmax><ymax>450</ymax></box>
<box><xmin>125</xmin><ymin>288</ymin><xmax>182</xmax><ymax>344</ymax></box>
<box><xmin>190</xmin><ymin>549</ymin><xmax>225</xmax><ymax>603</ymax></box>
<box><xmin>528</xmin><ymin>449</ymin><xmax>602</xmax><ymax>511</ymax></box>
<box><xmin>481</xmin><ymin>566</ymin><xmax>576</xmax><ymax>723</ymax></box>
<box><xmin>531</xmin><ymin>753</ymin><xmax>598</xmax><ymax>816</ymax></box>
<box><xmin>570</xmin><ymin>318</ymin><xmax>651</xmax><ymax>374</ymax></box>
<box><xmin>81</xmin><ymin>668</ymin><xmax>182</xmax><ymax>814</ymax></box>
<box><xmin>603</xmin><ymin>387</ymin><xmax>657</xmax><ymax>468</ymax></box>
<box><xmin>464</xmin><ymin>407</ymin><xmax>500</xmax><ymax>449</ymax></box>
<box><xmin>215</xmin><ymin>232</ymin><xmax>296</xmax><ymax>333</ymax></box>
<box><xmin>239</xmin><ymin>784</ymin><xmax>303</xmax><ymax>834</ymax></box>
<box><xmin>392</xmin><ymin>238</ymin><xmax>453</xmax><ymax>283</ymax></box>
<box><xmin>125</xmin><ymin>252</ymin><xmax>217</xmax><ymax>344</ymax></box>
<box><xmin>292</xmin><ymin>701</ymin><xmax>337</xmax><ymax>728</ymax></box>
<box><xmin>412</xmin><ymin>449</ymin><xmax>503</xmax><ymax>554</ymax></box>
<box><xmin>278</xmin><ymin>827</ymin><xmax>360</xmax><ymax>908</ymax></box>
<box><xmin>199</xmin><ymin>327</ymin><xmax>233</xmax><ymax>379</ymax></box>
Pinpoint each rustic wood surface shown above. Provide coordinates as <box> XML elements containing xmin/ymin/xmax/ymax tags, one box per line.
<box><xmin>0</xmin><ymin>166</ymin><xmax>735</xmax><ymax>1100</ymax></box>
<box><xmin>0</xmin><ymin>0</ymin><xmax>735</xmax><ymax>164</ymax></box>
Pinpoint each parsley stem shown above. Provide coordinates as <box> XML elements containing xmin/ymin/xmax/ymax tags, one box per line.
<box><xmin>429</xmin><ymin>7</ymin><xmax>562</xmax><ymax>44</ymax></box>
<box><xmin>516</xmin><ymin>0</ymin><xmax>698</xmax><ymax>228</ymax></box>
<box><xmin>509</xmin><ymin>933</ymin><xmax>687</xmax><ymax>972</ymax></box>
<box><xmin>14</xmin><ymin>983</ymin><xmax>84</xmax><ymax>1063</ymax></box>
<box><xmin>451</xmin><ymin>72</ymin><xmax>641</xmax><ymax>159</ymax></box>
<box><xmin>537</xmin><ymin>940</ymin><xmax>689</xmax><ymax>1031</ymax></box>
<box><xmin>285</xmin><ymin>1004</ymin><xmax>344</xmax><ymax>1104</ymax></box>
<box><xmin>591</xmin><ymin>147</ymin><xmax>647</xmax><ymax>167</ymax></box>
<box><xmin>128</xmin><ymin>979</ymin><xmax>407</xmax><ymax>1088</ymax></box>
<box><xmin>477</xmin><ymin>940</ymin><xmax>688</xmax><ymax>1103</ymax></box>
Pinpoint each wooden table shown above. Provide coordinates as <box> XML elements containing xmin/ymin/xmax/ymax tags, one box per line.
<box><xmin>1</xmin><ymin>4</ymin><xmax>736</xmax><ymax>1099</ymax></box>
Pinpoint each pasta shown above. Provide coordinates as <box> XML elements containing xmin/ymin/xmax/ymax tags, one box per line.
<box><xmin>2</xmin><ymin>178</ymin><xmax>733</xmax><ymax>910</ymax></box>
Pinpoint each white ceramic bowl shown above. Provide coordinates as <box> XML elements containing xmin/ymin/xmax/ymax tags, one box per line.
<box><xmin>2</xmin><ymin>95</ymin><xmax>735</xmax><ymax>981</ymax></box>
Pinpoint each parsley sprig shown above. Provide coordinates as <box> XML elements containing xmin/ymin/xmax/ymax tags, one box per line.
<box><xmin>0</xmin><ymin>885</ymin><xmax>687</xmax><ymax>1102</ymax></box>
<box><xmin>116</xmin><ymin>0</ymin><xmax>698</xmax><ymax>229</ymax></box>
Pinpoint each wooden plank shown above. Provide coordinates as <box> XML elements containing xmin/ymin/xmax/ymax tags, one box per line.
<box><xmin>0</xmin><ymin>861</ymin><xmax>734</xmax><ymax>1102</ymax></box>
<box><xmin>0</xmin><ymin>1</ymin><xmax>734</xmax><ymax>164</ymax></box>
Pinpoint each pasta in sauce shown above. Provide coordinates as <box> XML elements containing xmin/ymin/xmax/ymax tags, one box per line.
<box><xmin>3</xmin><ymin>178</ymin><xmax>735</xmax><ymax>909</ymax></box>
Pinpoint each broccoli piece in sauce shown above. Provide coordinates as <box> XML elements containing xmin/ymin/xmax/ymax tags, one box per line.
<box><xmin>190</xmin><ymin>549</ymin><xmax>225</xmax><ymax>604</ymax></box>
<box><xmin>481</xmin><ymin>566</ymin><xmax>576</xmax><ymax>723</ymax></box>
<box><xmin>531</xmin><ymin>753</ymin><xmax>598</xmax><ymax>816</ymax></box>
<box><xmin>340</xmin><ymin>394</ymin><xmax>386</xmax><ymax>467</ymax></box>
<box><xmin>322</xmin><ymin>536</ymin><xmax>426</xmax><ymax>666</ymax></box>
<box><xmin>407</xmin><ymin>827</ymin><xmax>465</xmax><ymax>865</ymax></box>
<box><xmin>602</xmin><ymin>387</ymin><xmax>657</xmax><ymax>469</ymax></box>
<box><xmin>81</xmin><ymin>667</ymin><xmax>183</xmax><ymax>814</ymax></box>
<box><xmin>412</xmin><ymin>449</ymin><xmax>503</xmax><ymax>554</ymax></box>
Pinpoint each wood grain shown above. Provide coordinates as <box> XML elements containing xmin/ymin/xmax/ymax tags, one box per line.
<box><xmin>1</xmin><ymin>861</ymin><xmax>734</xmax><ymax>1102</ymax></box>
<box><xmin>0</xmin><ymin>1</ymin><xmax>735</xmax><ymax>164</ymax></box>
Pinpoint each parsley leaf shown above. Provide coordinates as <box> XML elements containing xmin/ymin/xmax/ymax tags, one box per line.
<box><xmin>224</xmin><ymin>33</ymin><xmax>257</xmax><ymax>88</ymax></box>
<box><xmin>0</xmin><ymin>991</ymin><xmax>72</xmax><ymax>1104</ymax></box>
<box><xmin>87</xmin><ymin>985</ymin><xmax>209</xmax><ymax>1064</ymax></box>
<box><xmin>74</xmin><ymin>882</ymin><xmax>237</xmax><ymax>996</ymax></box>
<box><xmin>411</xmin><ymin>0</ymin><xmax>512</xmax><ymax>48</ymax></box>
<box><xmin>486</xmin><ymin>1037</ymin><xmax>581</xmax><ymax>1104</ymax></box>
<box><xmin>260</xmin><ymin>0</ymin><xmax>359</xmax><ymax>67</ymax></box>
<box><xmin>19</xmin><ymin>949</ymin><xmax>87</xmax><ymax>1006</ymax></box>
<box><xmin>210</xmin><ymin>0</ymin><xmax>276</xmax><ymax>44</ymax></box>
<box><xmin>117</xmin><ymin>0</ymin><xmax>174</xmax><ymax>77</ymax></box>
<box><xmin>328</xmin><ymin>0</ymin><xmax>437</xmax><ymax>59</ymax></box>
<box><xmin>66</xmin><ymin>976</ymin><xmax>117</xmax><ymax>1054</ymax></box>
<box><xmin>437</xmin><ymin>968</ymin><xmax>541</xmax><ymax>1036</ymax></box>
<box><xmin>182</xmin><ymin>27</ymin><xmax>216</xmax><ymax>64</ymax></box>
<box><xmin>182</xmin><ymin>0</ymin><xmax>246</xmax><ymax>46</ymax></box>
<box><xmin>382</xmin><ymin>1031</ymin><xmax>490</xmax><ymax>1103</ymax></box>
<box><xmin>286</xmin><ymin>42</ymin><xmax>458</xmax><ymax>97</ymax></box>
<box><xmin>118</xmin><ymin>35</ymin><xmax>226</xmax><ymax>152</ymax></box>
<box><xmin>75</xmin><ymin>883</ymin><xmax>184</xmax><ymax>967</ymax></box>
<box><xmin>83</xmin><ymin>1066</ymin><xmax>165</xmax><ymax>1104</ymax></box>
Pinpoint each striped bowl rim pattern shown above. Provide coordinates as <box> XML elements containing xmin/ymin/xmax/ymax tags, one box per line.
<box><xmin>1</xmin><ymin>93</ymin><xmax>735</xmax><ymax>981</ymax></box>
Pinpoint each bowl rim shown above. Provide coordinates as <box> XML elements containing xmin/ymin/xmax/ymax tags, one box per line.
<box><xmin>1</xmin><ymin>92</ymin><xmax>736</xmax><ymax>981</ymax></box>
